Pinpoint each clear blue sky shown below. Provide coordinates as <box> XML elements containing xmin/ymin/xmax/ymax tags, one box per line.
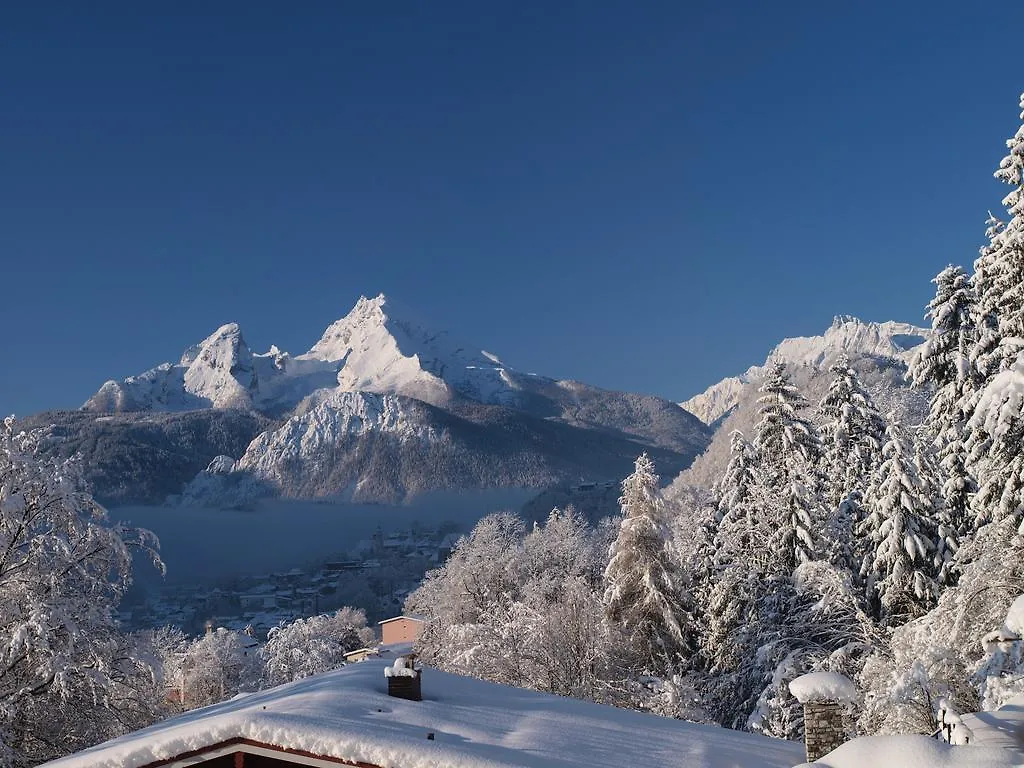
<box><xmin>2</xmin><ymin>1</ymin><xmax>1022</xmax><ymax>416</ymax></box>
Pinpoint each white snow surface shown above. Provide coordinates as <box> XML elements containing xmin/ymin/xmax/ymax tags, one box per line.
<box><xmin>83</xmin><ymin>294</ymin><xmax>521</xmax><ymax>413</ymax></box>
<box><xmin>787</xmin><ymin>672</ymin><xmax>858</xmax><ymax>704</ymax></box>
<box><xmin>681</xmin><ymin>316</ymin><xmax>928</xmax><ymax>426</ymax></box>
<box><xmin>233</xmin><ymin>389</ymin><xmax>442</xmax><ymax>480</ymax></box>
<box><xmin>83</xmin><ymin>323</ymin><xmax>338</xmax><ymax>413</ymax></box>
<box><xmin>970</xmin><ymin>351</ymin><xmax>1024</xmax><ymax>448</ymax></box>
<box><xmin>961</xmin><ymin>693</ymin><xmax>1024</xmax><ymax>752</ymax></box>
<box><xmin>301</xmin><ymin>294</ymin><xmax>517</xmax><ymax>406</ymax></box>
<box><xmin>795</xmin><ymin>734</ymin><xmax>1024</xmax><ymax>768</ymax></box>
<box><xmin>41</xmin><ymin>659</ymin><xmax>803</xmax><ymax>768</ymax></box>
<box><xmin>1003</xmin><ymin>595</ymin><xmax>1024</xmax><ymax>638</ymax></box>
<box><xmin>681</xmin><ymin>375</ymin><xmax>747</xmax><ymax>426</ymax></box>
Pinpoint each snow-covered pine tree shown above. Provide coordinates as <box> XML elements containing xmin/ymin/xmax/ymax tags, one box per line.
<box><xmin>965</xmin><ymin>94</ymin><xmax>1024</xmax><ymax>394</ymax></box>
<box><xmin>603</xmin><ymin>454</ymin><xmax>689</xmax><ymax>675</ymax></box>
<box><xmin>753</xmin><ymin>362</ymin><xmax>824</xmax><ymax>572</ymax></box>
<box><xmin>712</xmin><ymin>430</ymin><xmax>759</xmax><ymax>560</ymax></box>
<box><xmin>991</xmin><ymin>92</ymin><xmax>1024</xmax><ymax>369</ymax></box>
<box><xmin>912</xmin><ymin>266</ymin><xmax>978</xmax><ymax>394</ymax></box>
<box><xmin>717</xmin><ymin>430</ymin><xmax>758</xmax><ymax>520</ymax></box>
<box><xmin>966</xmin><ymin>355</ymin><xmax>1024</xmax><ymax>532</ymax></box>
<box><xmin>858</xmin><ymin>416</ymin><xmax>941</xmax><ymax>623</ymax></box>
<box><xmin>969</xmin><ymin>215</ymin><xmax>1009</xmax><ymax>388</ymax></box>
<box><xmin>965</xmin><ymin>93</ymin><xmax>1024</xmax><ymax>534</ymax></box>
<box><xmin>913</xmin><ymin>427</ymin><xmax>958</xmax><ymax>586</ymax></box>
<box><xmin>911</xmin><ymin>265</ymin><xmax>980</xmax><ymax>447</ymax></box>
<box><xmin>910</xmin><ymin>266</ymin><xmax>980</xmax><ymax>542</ymax></box>
<box><xmin>818</xmin><ymin>355</ymin><xmax>887</xmax><ymax>509</ymax></box>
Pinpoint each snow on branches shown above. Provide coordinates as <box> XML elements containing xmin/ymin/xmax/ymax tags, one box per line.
<box><xmin>0</xmin><ymin>418</ymin><xmax>163</xmax><ymax>766</ymax></box>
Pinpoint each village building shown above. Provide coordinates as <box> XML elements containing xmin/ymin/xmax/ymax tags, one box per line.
<box><xmin>342</xmin><ymin>647</ymin><xmax>379</xmax><ymax>664</ymax></box>
<box><xmin>377</xmin><ymin>615</ymin><xmax>425</xmax><ymax>645</ymax></box>
<box><xmin>39</xmin><ymin>659</ymin><xmax>803</xmax><ymax>768</ymax></box>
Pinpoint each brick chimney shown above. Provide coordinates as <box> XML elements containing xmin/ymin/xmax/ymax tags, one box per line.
<box><xmin>384</xmin><ymin>655</ymin><xmax>422</xmax><ymax>701</ymax></box>
<box><xmin>789</xmin><ymin>672</ymin><xmax>857</xmax><ymax>762</ymax></box>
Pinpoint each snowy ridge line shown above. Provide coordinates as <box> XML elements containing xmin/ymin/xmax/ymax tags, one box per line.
<box><xmin>681</xmin><ymin>315</ymin><xmax>928</xmax><ymax>426</ymax></box>
<box><xmin>83</xmin><ymin>293</ymin><xmax>521</xmax><ymax>414</ymax></box>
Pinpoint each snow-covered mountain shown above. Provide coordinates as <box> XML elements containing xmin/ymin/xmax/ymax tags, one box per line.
<box><xmin>83</xmin><ymin>294</ymin><xmax>530</xmax><ymax>415</ymax></box>
<box><xmin>174</xmin><ymin>390</ymin><xmax>704</xmax><ymax>505</ymax></box>
<box><xmin>64</xmin><ymin>294</ymin><xmax>711</xmax><ymax>504</ymax></box>
<box><xmin>83</xmin><ymin>323</ymin><xmax>338</xmax><ymax>415</ymax></box>
<box><xmin>681</xmin><ymin>316</ymin><xmax>928</xmax><ymax>427</ymax></box>
<box><xmin>303</xmin><ymin>294</ymin><xmax>517</xmax><ymax>406</ymax></box>
<box><xmin>84</xmin><ymin>323</ymin><xmax>256</xmax><ymax>412</ymax></box>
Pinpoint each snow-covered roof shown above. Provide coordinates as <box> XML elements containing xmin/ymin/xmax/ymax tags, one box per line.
<box><xmin>377</xmin><ymin>614</ymin><xmax>426</xmax><ymax>625</ymax></box>
<box><xmin>41</xmin><ymin>659</ymin><xmax>803</xmax><ymax>768</ymax></box>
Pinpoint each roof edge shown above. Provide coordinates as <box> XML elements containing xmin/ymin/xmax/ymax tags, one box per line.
<box><xmin>138</xmin><ymin>737</ymin><xmax>383</xmax><ymax>768</ymax></box>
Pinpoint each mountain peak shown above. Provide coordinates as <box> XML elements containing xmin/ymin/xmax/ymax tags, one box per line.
<box><xmin>302</xmin><ymin>294</ymin><xmax>510</xmax><ymax>405</ymax></box>
<box><xmin>350</xmin><ymin>293</ymin><xmax>388</xmax><ymax>318</ymax></box>
<box><xmin>831</xmin><ymin>314</ymin><xmax>860</xmax><ymax>328</ymax></box>
<box><xmin>181</xmin><ymin>322</ymin><xmax>247</xmax><ymax>366</ymax></box>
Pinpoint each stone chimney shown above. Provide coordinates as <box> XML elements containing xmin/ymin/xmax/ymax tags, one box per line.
<box><xmin>789</xmin><ymin>672</ymin><xmax>857</xmax><ymax>762</ymax></box>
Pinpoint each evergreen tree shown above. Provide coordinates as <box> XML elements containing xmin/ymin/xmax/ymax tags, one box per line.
<box><xmin>713</xmin><ymin>430</ymin><xmax>759</xmax><ymax>560</ymax></box>
<box><xmin>910</xmin><ymin>265</ymin><xmax>979</xmax><ymax>436</ymax></box>
<box><xmin>859</xmin><ymin>417</ymin><xmax>940</xmax><ymax>623</ymax></box>
<box><xmin>969</xmin><ymin>215</ymin><xmax>1009</xmax><ymax>387</ymax></box>
<box><xmin>818</xmin><ymin>355</ymin><xmax>887</xmax><ymax>509</ymax></box>
<box><xmin>753</xmin><ymin>363</ymin><xmax>824</xmax><ymax>571</ymax></box>
<box><xmin>603</xmin><ymin>454</ymin><xmax>689</xmax><ymax>674</ymax></box>
<box><xmin>966</xmin><ymin>357</ymin><xmax>1024</xmax><ymax>532</ymax></box>
<box><xmin>913</xmin><ymin>428</ymin><xmax>958</xmax><ymax>586</ymax></box>
<box><xmin>909</xmin><ymin>264</ymin><xmax>979</xmax><ymax>552</ymax></box>
<box><xmin>965</xmin><ymin>93</ymin><xmax>1024</xmax><ymax>535</ymax></box>
<box><xmin>991</xmin><ymin>93</ymin><xmax>1024</xmax><ymax>368</ymax></box>
<box><xmin>966</xmin><ymin>94</ymin><xmax>1024</xmax><ymax>386</ymax></box>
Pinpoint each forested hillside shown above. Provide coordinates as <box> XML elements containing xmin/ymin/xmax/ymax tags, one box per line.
<box><xmin>406</xmin><ymin>91</ymin><xmax>1024</xmax><ymax>742</ymax></box>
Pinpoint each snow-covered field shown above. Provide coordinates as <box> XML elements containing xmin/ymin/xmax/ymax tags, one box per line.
<box><xmin>114</xmin><ymin>488</ymin><xmax>536</xmax><ymax>583</ymax></box>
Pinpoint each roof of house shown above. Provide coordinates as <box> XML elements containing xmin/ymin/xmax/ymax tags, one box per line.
<box><xmin>41</xmin><ymin>659</ymin><xmax>803</xmax><ymax>768</ymax></box>
<box><xmin>377</xmin><ymin>614</ymin><xmax>426</xmax><ymax>625</ymax></box>
<box><xmin>343</xmin><ymin>647</ymin><xmax>379</xmax><ymax>659</ymax></box>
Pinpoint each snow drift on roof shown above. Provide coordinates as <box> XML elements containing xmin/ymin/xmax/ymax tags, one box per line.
<box><xmin>41</xmin><ymin>659</ymin><xmax>802</xmax><ymax>768</ymax></box>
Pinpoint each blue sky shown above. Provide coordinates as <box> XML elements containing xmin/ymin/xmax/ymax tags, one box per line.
<box><xmin>1</xmin><ymin>1</ymin><xmax>1022</xmax><ymax>416</ymax></box>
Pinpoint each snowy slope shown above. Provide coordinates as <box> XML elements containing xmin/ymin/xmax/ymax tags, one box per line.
<box><xmin>236</xmin><ymin>390</ymin><xmax>442</xmax><ymax>490</ymax></box>
<box><xmin>83</xmin><ymin>324</ymin><xmax>337</xmax><ymax>414</ymax></box>
<box><xmin>681</xmin><ymin>375</ymin><xmax>747</xmax><ymax>427</ymax></box>
<box><xmin>303</xmin><ymin>293</ymin><xmax>516</xmax><ymax>406</ymax></box>
<box><xmin>176</xmin><ymin>393</ymin><xmax>702</xmax><ymax>505</ymax></box>
<box><xmin>41</xmin><ymin>659</ymin><xmax>804</xmax><ymax>768</ymax></box>
<box><xmin>681</xmin><ymin>316</ymin><xmax>928</xmax><ymax>427</ymax></box>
